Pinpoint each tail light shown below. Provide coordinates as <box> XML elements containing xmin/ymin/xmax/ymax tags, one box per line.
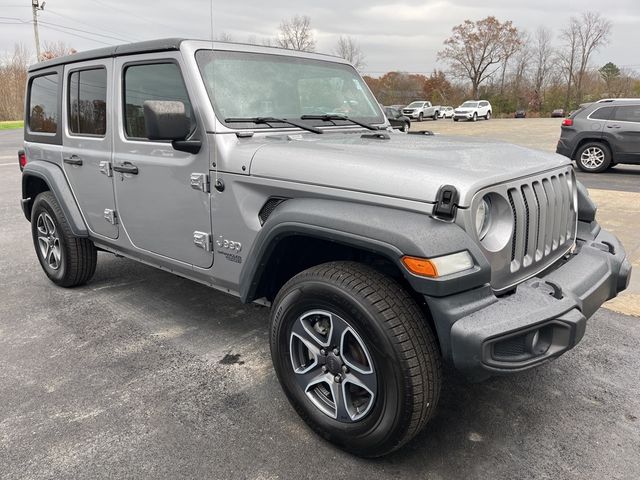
<box><xmin>18</xmin><ymin>149</ymin><xmax>27</xmax><ymax>171</ymax></box>
<box><xmin>562</xmin><ymin>118</ymin><xmax>573</xmax><ymax>127</ymax></box>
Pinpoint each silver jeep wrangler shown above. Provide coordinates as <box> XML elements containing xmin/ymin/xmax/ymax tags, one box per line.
<box><xmin>20</xmin><ymin>38</ymin><xmax>631</xmax><ymax>457</ymax></box>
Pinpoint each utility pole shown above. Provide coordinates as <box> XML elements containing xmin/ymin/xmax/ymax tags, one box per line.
<box><xmin>31</xmin><ymin>0</ymin><xmax>45</xmax><ymax>61</ymax></box>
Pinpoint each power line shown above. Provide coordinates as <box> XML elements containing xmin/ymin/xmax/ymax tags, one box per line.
<box><xmin>38</xmin><ymin>23</ymin><xmax>114</xmax><ymax>46</ymax></box>
<box><xmin>38</xmin><ymin>20</ymin><xmax>130</xmax><ymax>43</ymax></box>
<box><xmin>44</xmin><ymin>9</ymin><xmax>141</xmax><ymax>43</ymax></box>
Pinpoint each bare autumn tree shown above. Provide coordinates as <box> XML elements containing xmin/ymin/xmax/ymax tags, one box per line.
<box><xmin>334</xmin><ymin>36</ymin><xmax>366</xmax><ymax>71</ymax></box>
<box><xmin>574</xmin><ymin>12</ymin><xmax>612</xmax><ymax>103</ymax></box>
<box><xmin>276</xmin><ymin>15</ymin><xmax>316</xmax><ymax>52</ymax></box>
<box><xmin>559</xmin><ymin>12</ymin><xmax>611</xmax><ymax>108</ymax></box>
<box><xmin>0</xmin><ymin>44</ymin><xmax>30</xmax><ymax>121</ymax></box>
<box><xmin>438</xmin><ymin>16</ymin><xmax>520</xmax><ymax>98</ymax></box>
<box><xmin>40</xmin><ymin>41</ymin><xmax>77</xmax><ymax>61</ymax></box>
<box><xmin>531</xmin><ymin>27</ymin><xmax>554</xmax><ymax>110</ymax></box>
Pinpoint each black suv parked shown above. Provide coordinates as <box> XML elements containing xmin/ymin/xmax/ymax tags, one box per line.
<box><xmin>556</xmin><ymin>99</ymin><xmax>640</xmax><ymax>173</ymax></box>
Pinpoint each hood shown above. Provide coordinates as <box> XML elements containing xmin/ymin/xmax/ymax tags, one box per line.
<box><xmin>455</xmin><ymin>107</ymin><xmax>475</xmax><ymax>112</ymax></box>
<box><xmin>248</xmin><ymin>131</ymin><xmax>570</xmax><ymax>207</ymax></box>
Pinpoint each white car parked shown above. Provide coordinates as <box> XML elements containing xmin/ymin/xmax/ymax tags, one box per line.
<box><xmin>453</xmin><ymin>100</ymin><xmax>492</xmax><ymax>122</ymax></box>
<box><xmin>439</xmin><ymin>106</ymin><xmax>454</xmax><ymax>119</ymax></box>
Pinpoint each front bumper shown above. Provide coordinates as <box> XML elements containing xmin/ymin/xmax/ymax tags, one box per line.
<box><xmin>426</xmin><ymin>225</ymin><xmax>631</xmax><ymax>381</ymax></box>
<box><xmin>454</xmin><ymin>112</ymin><xmax>473</xmax><ymax>120</ymax></box>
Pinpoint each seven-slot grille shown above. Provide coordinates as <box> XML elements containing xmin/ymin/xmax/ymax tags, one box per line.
<box><xmin>506</xmin><ymin>169</ymin><xmax>576</xmax><ymax>274</ymax></box>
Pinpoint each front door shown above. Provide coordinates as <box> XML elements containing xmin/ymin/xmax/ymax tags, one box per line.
<box><xmin>112</xmin><ymin>53</ymin><xmax>213</xmax><ymax>268</ymax></box>
<box><xmin>62</xmin><ymin>59</ymin><xmax>118</xmax><ymax>239</ymax></box>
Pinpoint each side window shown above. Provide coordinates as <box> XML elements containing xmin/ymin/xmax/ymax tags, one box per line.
<box><xmin>590</xmin><ymin>107</ymin><xmax>614</xmax><ymax>120</ymax></box>
<box><xmin>28</xmin><ymin>73</ymin><xmax>59</xmax><ymax>133</ymax></box>
<box><xmin>123</xmin><ymin>62</ymin><xmax>194</xmax><ymax>139</ymax></box>
<box><xmin>68</xmin><ymin>68</ymin><xmax>107</xmax><ymax>136</ymax></box>
<box><xmin>612</xmin><ymin>105</ymin><xmax>640</xmax><ymax>123</ymax></box>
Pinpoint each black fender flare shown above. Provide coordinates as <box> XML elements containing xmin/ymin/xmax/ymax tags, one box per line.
<box><xmin>239</xmin><ymin>198</ymin><xmax>490</xmax><ymax>302</ymax></box>
<box><xmin>21</xmin><ymin>161</ymin><xmax>89</xmax><ymax>237</ymax></box>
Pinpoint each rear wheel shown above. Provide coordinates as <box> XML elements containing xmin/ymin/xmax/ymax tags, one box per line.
<box><xmin>575</xmin><ymin>142</ymin><xmax>611</xmax><ymax>173</ymax></box>
<box><xmin>433</xmin><ymin>111</ymin><xmax>438</xmax><ymax>120</ymax></box>
<box><xmin>486</xmin><ymin>111</ymin><xmax>491</xmax><ymax>120</ymax></box>
<box><xmin>31</xmin><ymin>191</ymin><xmax>97</xmax><ymax>287</ymax></box>
<box><xmin>270</xmin><ymin>261</ymin><xmax>441</xmax><ymax>457</ymax></box>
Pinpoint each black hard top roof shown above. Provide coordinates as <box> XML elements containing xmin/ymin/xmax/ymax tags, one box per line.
<box><xmin>29</xmin><ymin>38</ymin><xmax>185</xmax><ymax>72</ymax></box>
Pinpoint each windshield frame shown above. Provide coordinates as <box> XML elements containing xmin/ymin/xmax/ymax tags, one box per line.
<box><xmin>195</xmin><ymin>48</ymin><xmax>385</xmax><ymax>131</ymax></box>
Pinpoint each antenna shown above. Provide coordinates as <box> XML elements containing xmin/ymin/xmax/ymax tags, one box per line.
<box><xmin>209</xmin><ymin>0</ymin><xmax>219</xmax><ymax>187</ymax></box>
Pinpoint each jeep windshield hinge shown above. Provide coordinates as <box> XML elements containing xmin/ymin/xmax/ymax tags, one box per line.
<box><xmin>190</xmin><ymin>173</ymin><xmax>210</xmax><ymax>193</ymax></box>
<box><xmin>433</xmin><ymin>185</ymin><xmax>459</xmax><ymax>220</ymax></box>
<box><xmin>193</xmin><ymin>231</ymin><xmax>213</xmax><ymax>251</ymax></box>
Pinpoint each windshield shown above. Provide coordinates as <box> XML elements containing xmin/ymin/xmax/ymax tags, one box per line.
<box><xmin>406</xmin><ymin>102</ymin><xmax>424</xmax><ymax>108</ymax></box>
<box><xmin>461</xmin><ymin>102</ymin><xmax>478</xmax><ymax>108</ymax></box>
<box><xmin>196</xmin><ymin>50</ymin><xmax>384</xmax><ymax>128</ymax></box>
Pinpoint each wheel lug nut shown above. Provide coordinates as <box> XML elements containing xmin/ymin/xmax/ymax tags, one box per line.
<box><xmin>320</xmin><ymin>349</ymin><xmax>326</xmax><ymax>356</ymax></box>
<box><xmin>333</xmin><ymin>348</ymin><xmax>339</xmax><ymax>356</ymax></box>
<box><xmin>334</xmin><ymin>375</ymin><xmax>342</xmax><ymax>383</ymax></box>
<box><xmin>341</xmin><ymin>365</ymin><xmax>348</xmax><ymax>373</ymax></box>
<box><xmin>321</xmin><ymin>366</ymin><xmax>327</xmax><ymax>373</ymax></box>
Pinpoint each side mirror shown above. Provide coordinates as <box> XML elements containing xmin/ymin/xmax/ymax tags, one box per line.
<box><xmin>143</xmin><ymin>100</ymin><xmax>190</xmax><ymax>140</ymax></box>
<box><xmin>143</xmin><ymin>100</ymin><xmax>201</xmax><ymax>154</ymax></box>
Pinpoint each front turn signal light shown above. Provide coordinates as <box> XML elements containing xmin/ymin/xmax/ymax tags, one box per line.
<box><xmin>402</xmin><ymin>251</ymin><xmax>474</xmax><ymax>278</ymax></box>
<box><xmin>402</xmin><ymin>256</ymin><xmax>438</xmax><ymax>277</ymax></box>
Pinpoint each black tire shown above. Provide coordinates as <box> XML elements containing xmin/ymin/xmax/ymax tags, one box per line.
<box><xmin>574</xmin><ymin>142</ymin><xmax>611</xmax><ymax>173</ymax></box>
<box><xmin>472</xmin><ymin>112</ymin><xmax>478</xmax><ymax>122</ymax></box>
<box><xmin>31</xmin><ymin>191</ymin><xmax>97</xmax><ymax>287</ymax></box>
<box><xmin>270</xmin><ymin>261</ymin><xmax>441</xmax><ymax>457</ymax></box>
<box><xmin>433</xmin><ymin>112</ymin><xmax>438</xmax><ymax>120</ymax></box>
<box><xmin>418</xmin><ymin>112</ymin><xmax>424</xmax><ymax>122</ymax></box>
<box><xmin>485</xmin><ymin>111</ymin><xmax>491</xmax><ymax>120</ymax></box>
<box><xmin>453</xmin><ymin>118</ymin><xmax>459</xmax><ymax>122</ymax></box>
<box><xmin>402</xmin><ymin>121</ymin><xmax>410</xmax><ymax>133</ymax></box>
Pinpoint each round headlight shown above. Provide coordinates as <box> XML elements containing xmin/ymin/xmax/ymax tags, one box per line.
<box><xmin>475</xmin><ymin>197</ymin><xmax>491</xmax><ymax>240</ymax></box>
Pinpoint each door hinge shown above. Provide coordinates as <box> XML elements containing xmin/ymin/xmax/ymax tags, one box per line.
<box><xmin>104</xmin><ymin>208</ymin><xmax>118</xmax><ymax>225</ymax></box>
<box><xmin>99</xmin><ymin>161</ymin><xmax>113</xmax><ymax>177</ymax></box>
<box><xmin>193</xmin><ymin>231</ymin><xmax>212</xmax><ymax>251</ymax></box>
<box><xmin>190</xmin><ymin>173</ymin><xmax>210</xmax><ymax>193</ymax></box>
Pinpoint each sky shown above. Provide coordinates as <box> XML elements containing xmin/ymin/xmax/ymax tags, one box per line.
<box><xmin>1</xmin><ymin>0</ymin><xmax>639</xmax><ymax>76</ymax></box>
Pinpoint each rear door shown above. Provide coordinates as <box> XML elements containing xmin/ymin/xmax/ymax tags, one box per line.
<box><xmin>112</xmin><ymin>52</ymin><xmax>213</xmax><ymax>268</ymax></box>
<box><xmin>607</xmin><ymin>105</ymin><xmax>640</xmax><ymax>160</ymax></box>
<box><xmin>62</xmin><ymin>59</ymin><xmax>118</xmax><ymax>239</ymax></box>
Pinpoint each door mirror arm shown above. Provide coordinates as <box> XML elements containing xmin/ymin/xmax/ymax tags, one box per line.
<box><xmin>172</xmin><ymin>139</ymin><xmax>202</xmax><ymax>154</ymax></box>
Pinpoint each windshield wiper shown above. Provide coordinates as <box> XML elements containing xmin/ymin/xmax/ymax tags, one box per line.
<box><xmin>300</xmin><ymin>114</ymin><xmax>380</xmax><ymax>131</ymax></box>
<box><xmin>224</xmin><ymin>117</ymin><xmax>323</xmax><ymax>134</ymax></box>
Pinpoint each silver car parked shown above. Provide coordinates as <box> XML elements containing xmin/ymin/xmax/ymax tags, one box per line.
<box><xmin>20</xmin><ymin>38</ymin><xmax>631</xmax><ymax>457</ymax></box>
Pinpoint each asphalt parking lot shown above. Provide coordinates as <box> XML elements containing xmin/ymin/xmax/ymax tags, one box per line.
<box><xmin>1</xmin><ymin>124</ymin><xmax>639</xmax><ymax>479</ymax></box>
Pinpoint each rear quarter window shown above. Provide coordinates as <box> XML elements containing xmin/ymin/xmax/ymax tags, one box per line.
<box><xmin>28</xmin><ymin>73</ymin><xmax>59</xmax><ymax>134</ymax></box>
<box><xmin>589</xmin><ymin>106</ymin><xmax>614</xmax><ymax>120</ymax></box>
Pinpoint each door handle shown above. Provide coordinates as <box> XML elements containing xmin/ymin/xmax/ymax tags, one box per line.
<box><xmin>63</xmin><ymin>155</ymin><xmax>83</xmax><ymax>166</ymax></box>
<box><xmin>113</xmin><ymin>162</ymin><xmax>139</xmax><ymax>175</ymax></box>
<box><xmin>606</xmin><ymin>124</ymin><xmax>621</xmax><ymax>129</ymax></box>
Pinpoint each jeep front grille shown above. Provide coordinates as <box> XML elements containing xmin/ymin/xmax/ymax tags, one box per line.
<box><xmin>474</xmin><ymin>167</ymin><xmax>577</xmax><ymax>292</ymax></box>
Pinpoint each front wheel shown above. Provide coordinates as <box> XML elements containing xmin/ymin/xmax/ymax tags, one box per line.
<box><xmin>270</xmin><ymin>262</ymin><xmax>441</xmax><ymax>457</ymax></box>
<box><xmin>472</xmin><ymin>112</ymin><xmax>478</xmax><ymax>122</ymax></box>
<box><xmin>575</xmin><ymin>142</ymin><xmax>611</xmax><ymax>173</ymax></box>
<box><xmin>31</xmin><ymin>191</ymin><xmax>97</xmax><ymax>287</ymax></box>
<box><xmin>418</xmin><ymin>112</ymin><xmax>424</xmax><ymax>122</ymax></box>
<box><xmin>401</xmin><ymin>121</ymin><xmax>410</xmax><ymax>133</ymax></box>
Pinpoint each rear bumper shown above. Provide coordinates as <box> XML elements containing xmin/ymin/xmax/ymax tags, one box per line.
<box><xmin>426</xmin><ymin>225</ymin><xmax>631</xmax><ymax>381</ymax></box>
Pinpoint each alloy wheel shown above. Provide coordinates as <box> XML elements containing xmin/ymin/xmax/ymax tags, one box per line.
<box><xmin>580</xmin><ymin>147</ymin><xmax>605</xmax><ymax>169</ymax></box>
<box><xmin>36</xmin><ymin>212</ymin><xmax>61</xmax><ymax>270</ymax></box>
<box><xmin>289</xmin><ymin>309</ymin><xmax>376</xmax><ymax>423</ymax></box>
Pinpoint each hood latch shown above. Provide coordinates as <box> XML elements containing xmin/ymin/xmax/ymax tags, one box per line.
<box><xmin>433</xmin><ymin>185</ymin><xmax>459</xmax><ymax>220</ymax></box>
